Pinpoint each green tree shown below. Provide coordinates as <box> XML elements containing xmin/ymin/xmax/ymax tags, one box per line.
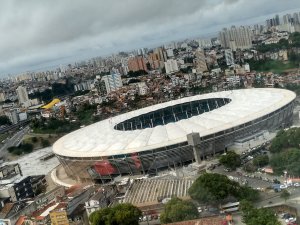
<box><xmin>270</xmin><ymin>148</ymin><xmax>300</xmax><ymax>176</ymax></box>
<box><xmin>31</xmin><ymin>137</ymin><xmax>38</xmax><ymax>143</ymax></box>
<box><xmin>240</xmin><ymin>200</ymin><xmax>281</xmax><ymax>225</ymax></box>
<box><xmin>188</xmin><ymin>173</ymin><xmax>259</xmax><ymax>204</ymax></box>
<box><xmin>89</xmin><ymin>203</ymin><xmax>142</xmax><ymax>225</ymax></box>
<box><xmin>219</xmin><ymin>151</ymin><xmax>241</xmax><ymax>170</ymax></box>
<box><xmin>20</xmin><ymin>143</ymin><xmax>33</xmax><ymax>153</ymax></box>
<box><xmin>280</xmin><ymin>190</ymin><xmax>291</xmax><ymax>202</ymax></box>
<box><xmin>0</xmin><ymin>116</ymin><xmax>11</xmax><ymax>126</ymax></box>
<box><xmin>253</xmin><ymin>155</ymin><xmax>269</xmax><ymax>167</ymax></box>
<box><xmin>41</xmin><ymin>139</ymin><xmax>51</xmax><ymax>148</ymax></box>
<box><xmin>160</xmin><ymin>197</ymin><xmax>198</xmax><ymax>224</ymax></box>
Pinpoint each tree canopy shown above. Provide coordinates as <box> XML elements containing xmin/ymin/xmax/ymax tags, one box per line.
<box><xmin>268</xmin><ymin>128</ymin><xmax>300</xmax><ymax>176</ymax></box>
<box><xmin>89</xmin><ymin>203</ymin><xmax>142</xmax><ymax>225</ymax></box>
<box><xmin>240</xmin><ymin>200</ymin><xmax>281</xmax><ymax>225</ymax></box>
<box><xmin>253</xmin><ymin>155</ymin><xmax>269</xmax><ymax>167</ymax></box>
<box><xmin>270</xmin><ymin>148</ymin><xmax>300</xmax><ymax>176</ymax></box>
<box><xmin>219</xmin><ymin>151</ymin><xmax>241</xmax><ymax>170</ymax></box>
<box><xmin>269</xmin><ymin>128</ymin><xmax>300</xmax><ymax>153</ymax></box>
<box><xmin>160</xmin><ymin>197</ymin><xmax>198</xmax><ymax>224</ymax></box>
<box><xmin>188</xmin><ymin>173</ymin><xmax>259</xmax><ymax>204</ymax></box>
<box><xmin>0</xmin><ymin>116</ymin><xmax>11</xmax><ymax>126</ymax></box>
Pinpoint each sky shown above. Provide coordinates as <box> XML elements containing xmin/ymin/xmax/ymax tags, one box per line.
<box><xmin>1</xmin><ymin>0</ymin><xmax>300</xmax><ymax>76</ymax></box>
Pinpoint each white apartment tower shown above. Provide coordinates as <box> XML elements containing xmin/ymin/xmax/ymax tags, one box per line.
<box><xmin>164</xmin><ymin>59</ymin><xmax>179</xmax><ymax>74</ymax></box>
<box><xmin>219</xmin><ymin>26</ymin><xmax>253</xmax><ymax>50</ymax></box>
<box><xmin>195</xmin><ymin>49</ymin><xmax>208</xmax><ymax>73</ymax></box>
<box><xmin>101</xmin><ymin>73</ymin><xmax>123</xmax><ymax>94</ymax></box>
<box><xmin>225</xmin><ymin>49</ymin><xmax>235</xmax><ymax>66</ymax></box>
<box><xmin>16</xmin><ymin>86</ymin><xmax>29</xmax><ymax>105</ymax></box>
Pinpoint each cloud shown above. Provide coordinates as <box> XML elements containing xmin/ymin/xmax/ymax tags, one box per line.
<box><xmin>0</xmin><ymin>0</ymin><xmax>299</xmax><ymax>75</ymax></box>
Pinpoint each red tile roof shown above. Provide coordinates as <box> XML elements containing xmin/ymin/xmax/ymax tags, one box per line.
<box><xmin>165</xmin><ymin>217</ymin><xmax>225</xmax><ymax>225</ymax></box>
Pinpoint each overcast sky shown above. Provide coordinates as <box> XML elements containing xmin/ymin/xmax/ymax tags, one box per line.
<box><xmin>0</xmin><ymin>0</ymin><xmax>300</xmax><ymax>76</ymax></box>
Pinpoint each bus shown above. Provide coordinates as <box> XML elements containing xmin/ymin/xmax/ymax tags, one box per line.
<box><xmin>220</xmin><ymin>202</ymin><xmax>240</xmax><ymax>213</ymax></box>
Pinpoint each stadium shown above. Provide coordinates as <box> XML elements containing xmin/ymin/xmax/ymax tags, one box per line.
<box><xmin>53</xmin><ymin>88</ymin><xmax>296</xmax><ymax>183</ymax></box>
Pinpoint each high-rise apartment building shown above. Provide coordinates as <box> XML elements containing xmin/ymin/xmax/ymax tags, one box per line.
<box><xmin>225</xmin><ymin>49</ymin><xmax>235</xmax><ymax>66</ymax></box>
<box><xmin>164</xmin><ymin>59</ymin><xmax>179</xmax><ymax>74</ymax></box>
<box><xmin>219</xmin><ymin>26</ymin><xmax>253</xmax><ymax>50</ymax></box>
<box><xmin>283</xmin><ymin>14</ymin><xmax>292</xmax><ymax>24</ymax></box>
<box><xmin>154</xmin><ymin>47</ymin><xmax>167</xmax><ymax>62</ymax></box>
<box><xmin>101</xmin><ymin>73</ymin><xmax>123</xmax><ymax>94</ymax></box>
<box><xmin>197</xmin><ymin>39</ymin><xmax>212</xmax><ymax>48</ymax></box>
<box><xmin>16</xmin><ymin>86</ymin><xmax>29</xmax><ymax>105</ymax></box>
<box><xmin>194</xmin><ymin>49</ymin><xmax>208</xmax><ymax>73</ymax></box>
<box><xmin>293</xmin><ymin>12</ymin><xmax>300</xmax><ymax>24</ymax></box>
<box><xmin>128</xmin><ymin>56</ymin><xmax>147</xmax><ymax>72</ymax></box>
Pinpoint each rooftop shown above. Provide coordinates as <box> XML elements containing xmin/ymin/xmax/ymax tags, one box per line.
<box><xmin>122</xmin><ymin>178</ymin><xmax>194</xmax><ymax>206</ymax></box>
<box><xmin>53</xmin><ymin>88</ymin><xmax>296</xmax><ymax>158</ymax></box>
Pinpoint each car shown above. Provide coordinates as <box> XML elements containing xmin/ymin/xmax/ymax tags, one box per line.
<box><xmin>282</xmin><ymin>213</ymin><xmax>292</xmax><ymax>219</ymax></box>
<box><xmin>224</xmin><ymin>168</ymin><xmax>232</xmax><ymax>172</ymax></box>
<box><xmin>280</xmin><ymin>184</ymin><xmax>288</xmax><ymax>189</ymax></box>
<box><xmin>294</xmin><ymin>183</ymin><xmax>300</xmax><ymax>187</ymax></box>
<box><xmin>286</xmin><ymin>217</ymin><xmax>296</xmax><ymax>223</ymax></box>
<box><xmin>197</xmin><ymin>206</ymin><xmax>202</xmax><ymax>213</ymax></box>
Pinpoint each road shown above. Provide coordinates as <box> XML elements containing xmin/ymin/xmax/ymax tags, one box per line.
<box><xmin>0</xmin><ymin>126</ymin><xmax>30</xmax><ymax>157</ymax></box>
<box><xmin>256</xmin><ymin>188</ymin><xmax>300</xmax><ymax>207</ymax></box>
<box><xmin>211</xmin><ymin>165</ymin><xmax>273</xmax><ymax>189</ymax></box>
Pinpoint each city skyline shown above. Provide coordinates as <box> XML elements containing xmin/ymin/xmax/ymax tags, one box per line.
<box><xmin>0</xmin><ymin>0</ymin><xmax>300</xmax><ymax>76</ymax></box>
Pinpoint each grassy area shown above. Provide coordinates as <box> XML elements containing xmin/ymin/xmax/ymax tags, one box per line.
<box><xmin>247</xmin><ymin>59</ymin><xmax>298</xmax><ymax>74</ymax></box>
<box><xmin>31</xmin><ymin>118</ymin><xmax>81</xmax><ymax>134</ymax></box>
<box><xmin>0</xmin><ymin>133</ymin><xmax>9</xmax><ymax>143</ymax></box>
<box><xmin>22</xmin><ymin>133</ymin><xmax>60</xmax><ymax>149</ymax></box>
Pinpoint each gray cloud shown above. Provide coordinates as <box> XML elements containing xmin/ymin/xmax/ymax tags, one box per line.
<box><xmin>0</xmin><ymin>0</ymin><xmax>299</xmax><ymax>75</ymax></box>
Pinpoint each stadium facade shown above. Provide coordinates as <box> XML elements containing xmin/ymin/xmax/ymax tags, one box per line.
<box><xmin>53</xmin><ymin>89</ymin><xmax>296</xmax><ymax>183</ymax></box>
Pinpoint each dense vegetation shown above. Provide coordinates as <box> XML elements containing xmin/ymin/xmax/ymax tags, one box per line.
<box><xmin>219</xmin><ymin>151</ymin><xmax>241</xmax><ymax>170</ymax></box>
<box><xmin>253</xmin><ymin>155</ymin><xmax>269</xmax><ymax>167</ymax></box>
<box><xmin>8</xmin><ymin>143</ymin><xmax>33</xmax><ymax>155</ymax></box>
<box><xmin>89</xmin><ymin>203</ymin><xmax>142</xmax><ymax>225</ymax></box>
<box><xmin>160</xmin><ymin>197</ymin><xmax>198</xmax><ymax>224</ymax></box>
<box><xmin>126</xmin><ymin>70</ymin><xmax>148</xmax><ymax>78</ymax></box>
<box><xmin>29</xmin><ymin>78</ymin><xmax>74</xmax><ymax>102</ymax></box>
<box><xmin>0</xmin><ymin>116</ymin><xmax>11</xmax><ymax>126</ymax></box>
<box><xmin>240</xmin><ymin>200</ymin><xmax>281</xmax><ymax>225</ymax></box>
<box><xmin>74</xmin><ymin>103</ymin><xmax>99</xmax><ymax>125</ymax></box>
<box><xmin>247</xmin><ymin>32</ymin><xmax>300</xmax><ymax>73</ymax></box>
<box><xmin>256</xmin><ymin>32</ymin><xmax>300</xmax><ymax>52</ymax></box>
<box><xmin>285</xmin><ymin>83</ymin><xmax>300</xmax><ymax>95</ymax></box>
<box><xmin>269</xmin><ymin>128</ymin><xmax>300</xmax><ymax>153</ymax></box>
<box><xmin>31</xmin><ymin>118</ymin><xmax>80</xmax><ymax>134</ymax></box>
<box><xmin>269</xmin><ymin>128</ymin><xmax>300</xmax><ymax>176</ymax></box>
<box><xmin>188</xmin><ymin>173</ymin><xmax>259</xmax><ymax>204</ymax></box>
<box><xmin>245</xmin><ymin>59</ymin><xmax>298</xmax><ymax>73</ymax></box>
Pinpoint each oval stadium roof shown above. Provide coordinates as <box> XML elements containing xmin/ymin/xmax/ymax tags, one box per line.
<box><xmin>53</xmin><ymin>88</ymin><xmax>296</xmax><ymax>158</ymax></box>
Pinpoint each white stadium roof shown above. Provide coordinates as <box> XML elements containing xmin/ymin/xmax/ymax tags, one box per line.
<box><xmin>53</xmin><ymin>88</ymin><xmax>296</xmax><ymax>158</ymax></box>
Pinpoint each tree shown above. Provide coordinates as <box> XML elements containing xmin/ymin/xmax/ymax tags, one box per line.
<box><xmin>160</xmin><ymin>197</ymin><xmax>198</xmax><ymax>224</ymax></box>
<box><xmin>270</xmin><ymin>148</ymin><xmax>300</xmax><ymax>176</ymax></box>
<box><xmin>240</xmin><ymin>200</ymin><xmax>281</xmax><ymax>225</ymax></box>
<box><xmin>219</xmin><ymin>151</ymin><xmax>241</xmax><ymax>170</ymax></box>
<box><xmin>188</xmin><ymin>173</ymin><xmax>259</xmax><ymax>204</ymax></box>
<box><xmin>253</xmin><ymin>155</ymin><xmax>269</xmax><ymax>167</ymax></box>
<box><xmin>41</xmin><ymin>139</ymin><xmax>51</xmax><ymax>148</ymax></box>
<box><xmin>0</xmin><ymin>116</ymin><xmax>11</xmax><ymax>126</ymax></box>
<box><xmin>31</xmin><ymin>137</ymin><xmax>38</xmax><ymax>143</ymax></box>
<box><xmin>280</xmin><ymin>190</ymin><xmax>290</xmax><ymax>202</ymax></box>
<box><xmin>89</xmin><ymin>203</ymin><xmax>142</xmax><ymax>225</ymax></box>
